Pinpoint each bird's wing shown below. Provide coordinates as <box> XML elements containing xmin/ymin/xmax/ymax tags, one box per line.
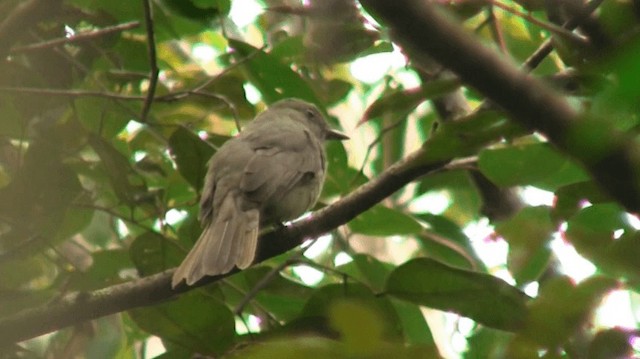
<box><xmin>239</xmin><ymin>125</ymin><xmax>324</xmax><ymax>206</ymax></box>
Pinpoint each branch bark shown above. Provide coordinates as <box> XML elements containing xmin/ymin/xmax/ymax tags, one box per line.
<box><xmin>0</xmin><ymin>147</ymin><xmax>446</xmax><ymax>346</ymax></box>
<box><xmin>9</xmin><ymin>21</ymin><xmax>140</xmax><ymax>53</ymax></box>
<box><xmin>360</xmin><ymin>0</ymin><xmax>640</xmax><ymax>212</ymax></box>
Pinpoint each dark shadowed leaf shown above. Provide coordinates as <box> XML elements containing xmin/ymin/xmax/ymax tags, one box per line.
<box><xmin>130</xmin><ymin>291</ymin><xmax>235</xmax><ymax>355</ymax></box>
<box><xmin>588</xmin><ymin>328</ymin><xmax>635</xmax><ymax>359</ymax></box>
<box><xmin>130</xmin><ymin>232</ymin><xmax>185</xmax><ymax>276</ymax></box>
<box><xmin>416</xmin><ymin>213</ymin><xmax>483</xmax><ymax>270</ymax></box>
<box><xmin>522</xmin><ymin>276</ymin><xmax>618</xmax><ymax>347</ymax></box>
<box><xmin>88</xmin><ymin>134</ymin><xmax>147</xmax><ymax>204</ymax></box>
<box><xmin>223</xmin><ymin>266</ymin><xmax>313</xmax><ymax>321</ymax></box>
<box><xmin>495</xmin><ymin>206</ymin><xmax>554</xmax><ymax>285</ymax></box>
<box><xmin>159</xmin><ymin>0</ymin><xmax>229</xmax><ymax>22</ymax></box>
<box><xmin>69</xmin><ymin>249</ymin><xmax>132</xmax><ymax>290</ymax></box>
<box><xmin>168</xmin><ymin>127</ymin><xmax>216</xmax><ymax>191</ymax></box>
<box><xmin>565</xmin><ymin>203</ymin><xmax>640</xmax><ymax>282</ymax></box>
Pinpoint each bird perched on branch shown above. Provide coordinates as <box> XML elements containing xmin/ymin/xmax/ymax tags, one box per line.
<box><xmin>172</xmin><ymin>98</ymin><xmax>348</xmax><ymax>288</ymax></box>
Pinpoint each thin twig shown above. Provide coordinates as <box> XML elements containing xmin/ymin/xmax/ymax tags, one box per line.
<box><xmin>140</xmin><ymin>0</ymin><xmax>159</xmax><ymax>122</ymax></box>
<box><xmin>469</xmin><ymin>0</ymin><xmax>605</xmax><ymax>115</ymax></box>
<box><xmin>354</xmin><ymin>116</ymin><xmax>408</xmax><ymax>184</ymax></box>
<box><xmin>0</xmin><ymin>86</ymin><xmax>147</xmax><ymax>100</ymax></box>
<box><xmin>0</xmin><ymin>45</ymin><xmax>264</xmax><ymax>121</ymax></box>
<box><xmin>0</xmin><ymin>127</ymin><xmax>464</xmax><ymax>345</ymax></box>
<box><xmin>487</xmin><ymin>6</ymin><xmax>507</xmax><ymax>54</ymax></box>
<box><xmin>490</xmin><ymin>0</ymin><xmax>588</xmax><ymax>46</ymax></box>
<box><xmin>10</xmin><ymin>21</ymin><xmax>140</xmax><ymax>53</ymax></box>
<box><xmin>233</xmin><ymin>257</ymin><xmax>299</xmax><ymax>315</ymax></box>
<box><xmin>522</xmin><ymin>0</ymin><xmax>605</xmax><ymax>70</ymax></box>
<box><xmin>74</xmin><ymin>202</ymin><xmax>158</xmax><ymax>234</ymax></box>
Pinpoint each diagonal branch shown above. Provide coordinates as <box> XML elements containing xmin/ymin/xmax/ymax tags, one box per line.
<box><xmin>10</xmin><ymin>21</ymin><xmax>140</xmax><ymax>53</ymax></box>
<box><xmin>360</xmin><ymin>0</ymin><xmax>640</xmax><ymax>212</ymax></box>
<box><xmin>0</xmin><ymin>145</ymin><xmax>447</xmax><ymax>346</ymax></box>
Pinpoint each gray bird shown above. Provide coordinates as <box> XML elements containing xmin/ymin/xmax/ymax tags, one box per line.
<box><xmin>172</xmin><ymin>98</ymin><xmax>348</xmax><ymax>288</ymax></box>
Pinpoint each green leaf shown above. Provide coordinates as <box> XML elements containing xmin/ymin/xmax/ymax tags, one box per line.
<box><xmin>69</xmin><ymin>249</ymin><xmax>133</xmax><ymax>291</ymax></box>
<box><xmin>523</xmin><ymin>276</ymin><xmax>618</xmax><ymax>347</ymax></box>
<box><xmin>168</xmin><ymin>127</ymin><xmax>216</xmax><ymax>191</ymax></box>
<box><xmin>588</xmin><ymin>328</ymin><xmax>635</xmax><ymax>359</ymax></box>
<box><xmin>389</xmin><ymin>298</ymin><xmax>437</xmax><ymax>346</ymax></box>
<box><xmin>553</xmin><ymin>181</ymin><xmax>609</xmax><ymax>222</ymax></box>
<box><xmin>314</xmin><ymin>79</ymin><xmax>353</xmax><ymax>106</ymax></box>
<box><xmin>74</xmin><ymin>97</ymin><xmax>131</xmax><ymax>138</ymax></box>
<box><xmin>230</xmin><ymin>39</ymin><xmax>320</xmax><ymax>105</ymax></box>
<box><xmin>349</xmin><ymin>205</ymin><xmax>423</xmax><ymax>236</ymax></box>
<box><xmin>356</xmin><ymin>41</ymin><xmax>394</xmax><ymax>57</ymax></box>
<box><xmin>130</xmin><ymin>291</ymin><xmax>235</xmax><ymax>355</ymax></box>
<box><xmin>56</xmin><ymin>206</ymin><xmax>95</xmax><ymax>242</ymax></box>
<box><xmin>0</xmin><ymin>96</ymin><xmax>25</xmax><ymax>138</ymax></box>
<box><xmin>565</xmin><ymin>203</ymin><xmax>640</xmax><ymax>282</ymax></box>
<box><xmin>0</xmin><ymin>141</ymin><xmax>83</xmax><ymax>247</ymax></box>
<box><xmin>159</xmin><ymin>0</ymin><xmax>229</xmax><ymax>22</ymax></box>
<box><xmin>478</xmin><ymin>142</ymin><xmax>586</xmax><ymax>189</ymax></box>
<box><xmin>464</xmin><ymin>327</ymin><xmax>513</xmax><ymax>359</ymax></box>
<box><xmin>228</xmin><ymin>336</ymin><xmax>344</xmax><ymax>359</ymax></box>
<box><xmin>362</xmin><ymin>87</ymin><xmax>426</xmax><ymax>124</ymax></box>
<box><xmin>421</xmin><ymin>112</ymin><xmax>520</xmax><ymax>162</ymax></box>
<box><xmin>329</xmin><ymin>299</ymin><xmax>386</xmax><ymax>355</ymax></box>
<box><xmin>270</xmin><ymin>35</ymin><xmax>305</xmax><ymax>63</ymax></box>
<box><xmin>224</xmin><ymin>266</ymin><xmax>313</xmax><ymax>321</ymax></box>
<box><xmin>417</xmin><ymin>170</ymin><xmax>482</xmax><ymax>224</ymax></box>
<box><xmin>88</xmin><ymin>133</ymin><xmax>147</xmax><ymax>204</ymax></box>
<box><xmin>416</xmin><ymin>213</ymin><xmax>483</xmax><ymax>270</ymax></box>
<box><xmin>321</xmin><ymin>140</ymin><xmax>365</xmax><ymax>198</ymax></box>
<box><xmin>301</xmin><ymin>283</ymin><xmax>403</xmax><ymax>340</ymax></box>
<box><xmin>495</xmin><ymin>206</ymin><xmax>554</xmax><ymax>285</ymax></box>
<box><xmin>362</xmin><ymin>80</ymin><xmax>460</xmax><ymax>124</ymax></box>
<box><xmin>130</xmin><ymin>232</ymin><xmax>185</xmax><ymax>276</ymax></box>
<box><xmin>337</xmin><ymin>254</ymin><xmax>393</xmax><ymax>292</ymax></box>
<box><xmin>385</xmin><ymin>258</ymin><xmax>529</xmax><ymax>331</ymax></box>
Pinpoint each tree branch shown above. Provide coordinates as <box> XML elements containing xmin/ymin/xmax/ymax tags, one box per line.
<box><xmin>360</xmin><ymin>0</ymin><xmax>640</xmax><ymax>212</ymax></box>
<box><xmin>140</xmin><ymin>0</ymin><xmax>159</xmax><ymax>122</ymax></box>
<box><xmin>9</xmin><ymin>21</ymin><xmax>140</xmax><ymax>53</ymax></box>
<box><xmin>0</xmin><ymin>146</ymin><xmax>448</xmax><ymax>346</ymax></box>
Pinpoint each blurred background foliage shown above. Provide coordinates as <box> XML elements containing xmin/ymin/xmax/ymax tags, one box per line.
<box><xmin>1</xmin><ymin>0</ymin><xmax>640</xmax><ymax>358</ymax></box>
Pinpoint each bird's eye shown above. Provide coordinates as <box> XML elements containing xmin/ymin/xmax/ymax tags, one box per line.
<box><xmin>306</xmin><ymin>109</ymin><xmax>315</xmax><ymax>119</ymax></box>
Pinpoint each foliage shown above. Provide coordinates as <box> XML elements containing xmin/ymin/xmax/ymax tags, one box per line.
<box><xmin>1</xmin><ymin>0</ymin><xmax>640</xmax><ymax>358</ymax></box>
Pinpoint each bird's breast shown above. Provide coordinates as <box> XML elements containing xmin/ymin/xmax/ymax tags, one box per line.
<box><xmin>261</xmin><ymin>169</ymin><xmax>325</xmax><ymax>223</ymax></box>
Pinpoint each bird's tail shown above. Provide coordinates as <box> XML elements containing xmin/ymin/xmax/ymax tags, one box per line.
<box><xmin>171</xmin><ymin>193</ymin><xmax>259</xmax><ymax>288</ymax></box>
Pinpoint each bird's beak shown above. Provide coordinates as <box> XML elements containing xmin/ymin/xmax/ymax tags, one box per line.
<box><xmin>326</xmin><ymin>128</ymin><xmax>349</xmax><ymax>140</ymax></box>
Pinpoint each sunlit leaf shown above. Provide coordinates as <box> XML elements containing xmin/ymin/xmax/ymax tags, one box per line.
<box><xmin>230</xmin><ymin>39</ymin><xmax>321</xmax><ymax>105</ymax></box>
<box><xmin>385</xmin><ymin>258</ymin><xmax>529</xmax><ymax>331</ymax></box>
<box><xmin>349</xmin><ymin>205</ymin><xmax>423</xmax><ymax>236</ymax></box>
<box><xmin>479</xmin><ymin>142</ymin><xmax>587</xmax><ymax>189</ymax></box>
